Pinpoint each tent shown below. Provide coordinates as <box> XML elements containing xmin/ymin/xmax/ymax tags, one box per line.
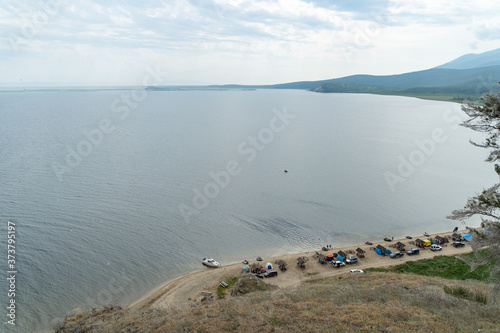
<box><xmin>250</xmin><ymin>263</ymin><xmax>262</xmax><ymax>273</ymax></box>
<box><xmin>326</xmin><ymin>253</ymin><xmax>334</xmax><ymax>262</ymax></box>
<box><xmin>395</xmin><ymin>241</ymin><xmax>405</xmax><ymax>250</ymax></box>
<box><xmin>241</xmin><ymin>265</ymin><xmax>250</xmax><ymax>273</ymax></box>
<box><xmin>461</xmin><ymin>233</ymin><xmax>472</xmax><ymax>241</ymax></box>
<box><xmin>275</xmin><ymin>259</ymin><xmax>288</xmax><ymax>271</ymax></box>
<box><xmin>266</xmin><ymin>262</ymin><xmax>273</xmax><ymax>269</ymax></box>
<box><xmin>435</xmin><ymin>235</ymin><xmax>448</xmax><ymax>244</ymax></box>
<box><xmin>337</xmin><ymin>255</ymin><xmax>344</xmax><ymax>262</ymax></box>
<box><xmin>375</xmin><ymin>248</ymin><xmax>382</xmax><ymax>255</ymax></box>
<box><xmin>356</xmin><ymin>247</ymin><xmax>366</xmax><ymax>258</ymax></box>
<box><xmin>384</xmin><ymin>249</ymin><xmax>392</xmax><ymax>255</ymax></box>
<box><xmin>423</xmin><ymin>239</ymin><xmax>431</xmax><ymax>247</ymax></box>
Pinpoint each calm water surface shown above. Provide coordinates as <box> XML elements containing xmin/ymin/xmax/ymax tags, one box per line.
<box><xmin>0</xmin><ymin>89</ymin><xmax>495</xmax><ymax>331</ymax></box>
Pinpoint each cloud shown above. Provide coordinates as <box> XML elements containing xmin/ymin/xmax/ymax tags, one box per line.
<box><xmin>0</xmin><ymin>0</ymin><xmax>499</xmax><ymax>85</ymax></box>
<box><xmin>474</xmin><ymin>22</ymin><xmax>500</xmax><ymax>41</ymax></box>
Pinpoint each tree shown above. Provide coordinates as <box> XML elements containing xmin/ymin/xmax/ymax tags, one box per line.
<box><xmin>447</xmin><ymin>85</ymin><xmax>500</xmax><ymax>294</ymax></box>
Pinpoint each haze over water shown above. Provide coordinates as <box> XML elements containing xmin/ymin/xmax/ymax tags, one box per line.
<box><xmin>0</xmin><ymin>89</ymin><xmax>495</xmax><ymax>331</ymax></box>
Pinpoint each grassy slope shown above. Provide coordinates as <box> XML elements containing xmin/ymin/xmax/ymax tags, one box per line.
<box><xmin>57</xmin><ymin>257</ymin><xmax>500</xmax><ymax>333</ymax></box>
<box><xmin>367</xmin><ymin>253</ymin><xmax>492</xmax><ymax>281</ymax></box>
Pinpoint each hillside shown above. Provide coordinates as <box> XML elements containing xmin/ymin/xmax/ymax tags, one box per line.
<box><xmin>147</xmin><ymin>48</ymin><xmax>500</xmax><ymax>102</ymax></box>
<box><xmin>316</xmin><ymin>66</ymin><xmax>500</xmax><ymax>91</ymax></box>
<box><xmin>53</xmin><ymin>271</ymin><xmax>500</xmax><ymax>332</ymax></box>
<box><xmin>314</xmin><ymin>65</ymin><xmax>500</xmax><ymax>101</ymax></box>
<box><xmin>436</xmin><ymin>48</ymin><xmax>500</xmax><ymax>69</ymax></box>
<box><xmin>51</xmin><ymin>230</ymin><xmax>500</xmax><ymax>333</ymax></box>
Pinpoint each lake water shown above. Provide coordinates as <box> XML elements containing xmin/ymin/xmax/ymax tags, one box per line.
<box><xmin>0</xmin><ymin>89</ymin><xmax>495</xmax><ymax>331</ymax></box>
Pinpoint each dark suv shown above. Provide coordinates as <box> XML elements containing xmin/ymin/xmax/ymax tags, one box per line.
<box><xmin>453</xmin><ymin>242</ymin><xmax>465</xmax><ymax>248</ymax></box>
<box><xmin>406</xmin><ymin>248</ymin><xmax>420</xmax><ymax>255</ymax></box>
<box><xmin>390</xmin><ymin>251</ymin><xmax>404</xmax><ymax>259</ymax></box>
<box><xmin>264</xmin><ymin>270</ymin><xmax>278</xmax><ymax>278</ymax></box>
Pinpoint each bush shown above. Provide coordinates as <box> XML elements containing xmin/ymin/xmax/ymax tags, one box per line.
<box><xmin>367</xmin><ymin>255</ymin><xmax>491</xmax><ymax>281</ymax></box>
<box><xmin>444</xmin><ymin>285</ymin><xmax>488</xmax><ymax>304</ymax></box>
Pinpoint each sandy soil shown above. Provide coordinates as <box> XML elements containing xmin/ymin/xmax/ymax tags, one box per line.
<box><xmin>130</xmin><ymin>230</ymin><xmax>472</xmax><ymax>310</ymax></box>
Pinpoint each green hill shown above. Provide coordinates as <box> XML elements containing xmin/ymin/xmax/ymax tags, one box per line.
<box><xmin>147</xmin><ymin>48</ymin><xmax>500</xmax><ymax>102</ymax></box>
<box><xmin>436</xmin><ymin>48</ymin><xmax>500</xmax><ymax>69</ymax></box>
<box><xmin>312</xmin><ymin>66</ymin><xmax>500</xmax><ymax>101</ymax></box>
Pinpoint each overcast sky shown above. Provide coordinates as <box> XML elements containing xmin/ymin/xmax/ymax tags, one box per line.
<box><xmin>1</xmin><ymin>0</ymin><xmax>499</xmax><ymax>86</ymax></box>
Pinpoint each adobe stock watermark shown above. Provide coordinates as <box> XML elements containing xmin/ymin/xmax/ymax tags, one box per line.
<box><xmin>51</xmin><ymin>65</ymin><xmax>168</xmax><ymax>182</ymax></box>
<box><xmin>6</xmin><ymin>0</ymin><xmax>67</xmax><ymax>53</ymax></box>
<box><xmin>212</xmin><ymin>1</ymin><xmax>230</xmax><ymax>20</ymax></box>
<box><xmin>340</xmin><ymin>3</ymin><xmax>401</xmax><ymax>63</ymax></box>
<box><xmin>178</xmin><ymin>107</ymin><xmax>296</xmax><ymax>223</ymax></box>
<box><xmin>384</xmin><ymin>106</ymin><xmax>468</xmax><ymax>192</ymax></box>
<box><xmin>474</xmin><ymin>73</ymin><xmax>497</xmax><ymax>96</ymax></box>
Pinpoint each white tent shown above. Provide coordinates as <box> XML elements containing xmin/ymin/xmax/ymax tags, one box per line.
<box><xmin>266</xmin><ymin>262</ymin><xmax>273</xmax><ymax>269</ymax></box>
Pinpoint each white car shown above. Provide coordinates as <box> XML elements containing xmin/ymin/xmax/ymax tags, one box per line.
<box><xmin>430</xmin><ymin>244</ymin><xmax>442</xmax><ymax>251</ymax></box>
<box><xmin>331</xmin><ymin>261</ymin><xmax>345</xmax><ymax>268</ymax></box>
<box><xmin>350</xmin><ymin>269</ymin><xmax>364</xmax><ymax>274</ymax></box>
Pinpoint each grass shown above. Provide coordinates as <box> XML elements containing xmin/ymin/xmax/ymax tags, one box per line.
<box><xmin>376</xmin><ymin>92</ymin><xmax>482</xmax><ymax>103</ymax></box>
<box><xmin>366</xmin><ymin>254</ymin><xmax>491</xmax><ymax>281</ymax></box>
<box><xmin>57</xmin><ymin>272</ymin><xmax>500</xmax><ymax>332</ymax></box>
<box><xmin>444</xmin><ymin>285</ymin><xmax>488</xmax><ymax>304</ymax></box>
<box><xmin>216</xmin><ymin>276</ymin><xmax>238</xmax><ymax>299</ymax></box>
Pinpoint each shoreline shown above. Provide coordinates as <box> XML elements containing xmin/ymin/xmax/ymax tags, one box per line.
<box><xmin>130</xmin><ymin>229</ymin><xmax>473</xmax><ymax>310</ymax></box>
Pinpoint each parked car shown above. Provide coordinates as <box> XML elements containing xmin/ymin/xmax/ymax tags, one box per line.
<box><xmin>384</xmin><ymin>237</ymin><xmax>392</xmax><ymax>242</ymax></box>
<box><xmin>390</xmin><ymin>251</ymin><xmax>404</xmax><ymax>259</ymax></box>
<box><xmin>264</xmin><ymin>270</ymin><xmax>278</xmax><ymax>278</ymax></box>
<box><xmin>430</xmin><ymin>244</ymin><xmax>442</xmax><ymax>251</ymax></box>
<box><xmin>331</xmin><ymin>261</ymin><xmax>345</xmax><ymax>268</ymax></box>
<box><xmin>350</xmin><ymin>269</ymin><xmax>364</xmax><ymax>274</ymax></box>
<box><xmin>346</xmin><ymin>255</ymin><xmax>358</xmax><ymax>264</ymax></box>
<box><xmin>406</xmin><ymin>248</ymin><xmax>420</xmax><ymax>255</ymax></box>
<box><xmin>453</xmin><ymin>241</ymin><xmax>465</xmax><ymax>248</ymax></box>
<box><xmin>252</xmin><ymin>273</ymin><xmax>263</xmax><ymax>279</ymax></box>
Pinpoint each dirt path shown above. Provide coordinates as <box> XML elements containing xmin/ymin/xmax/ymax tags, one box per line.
<box><xmin>130</xmin><ymin>230</ymin><xmax>472</xmax><ymax>310</ymax></box>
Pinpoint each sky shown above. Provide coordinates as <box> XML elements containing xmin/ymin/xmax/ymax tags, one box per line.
<box><xmin>0</xmin><ymin>0</ymin><xmax>499</xmax><ymax>86</ymax></box>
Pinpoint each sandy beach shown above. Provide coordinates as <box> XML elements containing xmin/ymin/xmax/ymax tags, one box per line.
<box><xmin>130</xmin><ymin>230</ymin><xmax>472</xmax><ymax>310</ymax></box>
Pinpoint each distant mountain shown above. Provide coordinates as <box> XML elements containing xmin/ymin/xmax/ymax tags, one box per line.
<box><xmin>436</xmin><ymin>48</ymin><xmax>500</xmax><ymax>69</ymax></box>
<box><xmin>313</xmin><ymin>48</ymin><xmax>500</xmax><ymax>100</ymax></box>
<box><xmin>148</xmin><ymin>48</ymin><xmax>500</xmax><ymax>101</ymax></box>
<box><xmin>315</xmin><ymin>66</ymin><xmax>500</xmax><ymax>94</ymax></box>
